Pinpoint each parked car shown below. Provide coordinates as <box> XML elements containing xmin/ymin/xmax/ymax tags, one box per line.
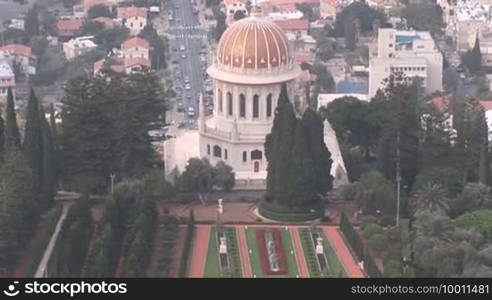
<box><xmin>187</xmin><ymin>107</ymin><xmax>196</xmax><ymax>117</ymax></box>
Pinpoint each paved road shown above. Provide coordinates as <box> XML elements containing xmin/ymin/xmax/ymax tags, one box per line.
<box><xmin>34</xmin><ymin>202</ymin><xmax>71</xmax><ymax>278</ymax></box>
<box><xmin>167</xmin><ymin>0</ymin><xmax>208</xmax><ymax>125</ymax></box>
<box><xmin>323</xmin><ymin>227</ymin><xmax>365</xmax><ymax>278</ymax></box>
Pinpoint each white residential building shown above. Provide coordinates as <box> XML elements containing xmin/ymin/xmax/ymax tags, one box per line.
<box><xmin>369</xmin><ymin>28</ymin><xmax>443</xmax><ymax>98</ymax></box>
<box><xmin>63</xmin><ymin>36</ymin><xmax>97</xmax><ymax>60</ymax></box>
<box><xmin>0</xmin><ymin>57</ymin><xmax>15</xmax><ymax>102</ymax></box>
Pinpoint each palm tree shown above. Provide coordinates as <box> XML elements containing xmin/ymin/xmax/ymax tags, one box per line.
<box><xmin>411</xmin><ymin>183</ymin><xmax>451</xmax><ymax>215</ymax></box>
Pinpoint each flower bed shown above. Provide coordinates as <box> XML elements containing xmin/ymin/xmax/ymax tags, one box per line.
<box><xmin>256</xmin><ymin>229</ymin><xmax>287</xmax><ymax>275</ymax></box>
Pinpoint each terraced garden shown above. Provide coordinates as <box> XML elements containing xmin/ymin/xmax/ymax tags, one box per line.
<box><xmin>244</xmin><ymin>227</ymin><xmax>299</xmax><ymax>277</ymax></box>
<box><xmin>203</xmin><ymin>227</ymin><xmax>242</xmax><ymax>277</ymax></box>
<box><xmin>299</xmin><ymin>228</ymin><xmax>346</xmax><ymax>277</ymax></box>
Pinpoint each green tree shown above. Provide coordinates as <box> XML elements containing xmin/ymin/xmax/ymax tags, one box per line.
<box><xmin>4</xmin><ymin>87</ymin><xmax>21</xmax><ymax>151</ymax></box>
<box><xmin>139</xmin><ymin>24</ymin><xmax>167</xmax><ymax>69</ymax></box>
<box><xmin>214</xmin><ymin>161</ymin><xmax>235</xmax><ymax>191</ymax></box>
<box><xmin>177</xmin><ymin>158</ymin><xmax>216</xmax><ymax>204</ymax></box>
<box><xmin>413</xmin><ymin>167</ymin><xmax>463</xmax><ymax>197</ymax></box>
<box><xmin>452</xmin><ymin>183</ymin><xmax>492</xmax><ymax>217</ymax></box>
<box><xmin>357</xmin><ymin>170</ymin><xmax>395</xmax><ymax>216</ymax></box>
<box><xmin>265</xmin><ymin>84</ymin><xmax>297</xmax><ymax>208</ymax></box>
<box><xmin>23</xmin><ymin>89</ymin><xmax>44</xmax><ymax>211</ymax></box>
<box><xmin>344</xmin><ymin>15</ymin><xmax>357</xmax><ymax>51</ymax></box>
<box><xmin>411</xmin><ymin>183</ymin><xmax>450</xmax><ymax>215</ymax></box>
<box><xmin>333</xmin><ymin>2</ymin><xmax>387</xmax><ymax>37</ymax></box>
<box><xmin>296</xmin><ymin>3</ymin><xmax>314</xmax><ymax>21</ymax></box>
<box><xmin>87</xmin><ymin>4</ymin><xmax>114</xmax><ymax>19</ymax></box>
<box><xmin>462</xmin><ymin>35</ymin><xmax>482</xmax><ymax>74</ymax></box>
<box><xmin>41</xmin><ymin>111</ymin><xmax>56</xmax><ymax>209</ymax></box>
<box><xmin>401</xmin><ymin>2</ymin><xmax>444</xmax><ymax>34</ymax></box>
<box><xmin>375</xmin><ymin>73</ymin><xmax>422</xmax><ymax>190</ymax></box>
<box><xmin>0</xmin><ymin>151</ymin><xmax>35</xmax><ymax>271</ymax></box>
<box><xmin>264</xmin><ymin>84</ymin><xmax>332</xmax><ymax>211</ymax></box>
<box><xmin>25</xmin><ymin>5</ymin><xmax>40</xmax><ymax>36</ymax></box>
<box><xmin>312</xmin><ymin>63</ymin><xmax>335</xmax><ymax>92</ymax></box>
<box><xmin>0</xmin><ymin>113</ymin><xmax>4</xmax><ymax>161</ymax></box>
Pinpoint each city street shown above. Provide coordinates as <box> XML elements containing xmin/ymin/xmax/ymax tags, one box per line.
<box><xmin>166</xmin><ymin>0</ymin><xmax>209</xmax><ymax>127</ymax></box>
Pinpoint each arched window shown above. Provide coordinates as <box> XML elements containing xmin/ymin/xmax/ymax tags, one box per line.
<box><xmin>266</xmin><ymin>93</ymin><xmax>272</xmax><ymax>118</ymax></box>
<box><xmin>242</xmin><ymin>151</ymin><xmax>247</xmax><ymax>162</ymax></box>
<box><xmin>224</xmin><ymin>149</ymin><xmax>228</xmax><ymax>160</ymax></box>
<box><xmin>253</xmin><ymin>95</ymin><xmax>259</xmax><ymax>119</ymax></box>
<box><xmin>213</xmin><ymin>145</ymin><xmax>222</xmax><ymax>158</ymax></box>
<box><xmin>239</xmin><ymin>94</ymin><xmax>246</xmax><ymax>118</ymax></box>
<box><xmin>218</xmin><ymin>89</ymin><xmax>223</xmax><ymax>113</ymax></box>
<box><xmin>251</xmin><ymin>150</ymin><xmax>262</xmax><ymax>160</ymax></box>
<box><xmin>254</xmin><ymin>161</ymin><xmax>260</xmax><ymax>172</ymax></box>
<box><xmin>227</xmin><ymin>92</ymin><xmax>233</xmax><ymax>116</ymax></box>
<box><xmin>207</xmin><ymin>144</ymin><xmax>210</xmax><ymax>155</ymax></box>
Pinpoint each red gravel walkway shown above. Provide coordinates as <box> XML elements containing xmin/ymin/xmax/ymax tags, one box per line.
<box><xmin>323</xmin><ymin>227</ymin><xmax>365</xmax><ymax>278</ymax></box>
<box><xmin>290</xmin><ymin>227</ymin><xmax>310</xmax><ymax>278</ymax></box>
<box><xmin>235</xmin><ymin>226</ymin><xmax>252</xmax><ymax>278</ymax></box>
<box><xmin>187</xmin><ymin>225</ymin><xmax>210</xmax><ymax>278</ymax></box>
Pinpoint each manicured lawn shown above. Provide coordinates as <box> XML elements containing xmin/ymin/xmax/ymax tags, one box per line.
<box><xmin>204</xmin><ymin>227</ymin><xmax>220</xmax><ymax>277</ymax></box>
<box><xmin>299</xmin><ymin>228</ymin><xmax>348</xmax><ymax>277</ymax></box>
<box><xmin>204</xmin><ymin>227</ymin><xmax>242</xmax><ymax>278</ymax></box>
<box><xmin>245</xmin><ymin>227</ymin><xmax>298</xmax><ymax>278</ymax></box>
<box><xmin>281</xmin><ymin>229</ymin><xmax>299</xmax><ymax>277</ymax></box>
<box><xmin>320</xmin><ymin>230</ymin><xmax>347</xmax><ymax>277</ymax></box>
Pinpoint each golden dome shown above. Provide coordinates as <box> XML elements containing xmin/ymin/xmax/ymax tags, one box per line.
<box><xmin>216</xmin><ymin>17</ymin><xmax>291</xmax><ymax>71</ymax></box>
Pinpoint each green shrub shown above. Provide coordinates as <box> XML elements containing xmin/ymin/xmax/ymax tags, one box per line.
<box><xmin>368</xmin><ymin>234</ymin><xmax>388</xmax><ymax>251</ymax></box>
<box><xmin>384</xmin><ymin>259</ymin><xmax>403</xmax><ymax>277</ymax></box>
<box><xmin>360</xmin><ymin>215</ymin><xmax>379</xmax><ymax>229</ymax></box>
<box><xmin>259</xmin><ymin>201</ymin><xmax>324</xmax><ymax>222</ymax></box>
<box><xmin>363</xmin><ymin>223</ymin><xmax>384</xmax><ymax>239</ymax></box>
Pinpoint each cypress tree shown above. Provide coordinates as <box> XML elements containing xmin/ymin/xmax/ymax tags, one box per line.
<box><xmin>5</xmin><ymin>87</ymin><xmax>21</xmax><ymax>151</ymax></box>
<box><xmin>478</xmin><ymin>109</ymin><xmax>489</xmax><ymax>185</ymax></box>
<box><xmin>23</xmin><ymin>89</ymin><xmax>44</xmax><ymax>211</ymax></box>
<box><xmin>301</xmin><ymin>108</ymin><xmax>333</xmax><ymax>197</ymax></box>
<box><xmin>0</xmin><ymin>112</ymin><xmax>4</xmax><ymax>161</ymax></box>
<box><xmin>41</xmin><ymin>108</ymin><xmax>57</xmax><ymax>209</ymax></box>
<box><xmin>0</xmin><ymin>150</ymin><xmax>35</xmax><ymax>271</ymax></box>
<box><xmin>265</xmin><ymin>84</ymin><xmax>297</xmax><ymax>207</ymax></box>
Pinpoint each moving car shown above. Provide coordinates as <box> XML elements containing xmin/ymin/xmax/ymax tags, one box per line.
<box><xmin>185</xmin><ymin>83</ymin><xmax>191</xmax><ymax>90</ymax></box>
<box><xmin>187</xmin><ymin>107</ymin><xmax>196</xmax><ymax>117</ymax></box>
<box><xmin>180</xmin><ymin>45</ymin><xmax>185</xmax><ymax>51</ymax></box>
<box><xmin>181</xmin><ymin>53</ymin><xmax>187</xmax><ymax>59</ymax></box>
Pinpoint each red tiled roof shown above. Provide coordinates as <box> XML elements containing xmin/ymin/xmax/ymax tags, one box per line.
<box><xmin>295</xmin><ymin>53</ymin><xmax>314</xmax><ymax>64</ymax></box>
<box><xmin>430</xmin><ymin>94</ymin><xmax>451</xmax><ymax>110</ymax></box>
<box><xmin>480</xmin><ymin>100</ymin><xmax>492</xmax><ymax>111</ymax></box>
<box><xmin>273</xmin><ymin>19</ymin><xmax>309</xmax><ymax>31</ymax></box>
<box><xmin>57</xmin><ymin>19</ymin><xmax>84</xmax><ymax>32</ymax></box>
<box><xmin>265</xmin><ymin>0</ymin><xmax>319</xmax><ymax>5</ymax></box>
<box><xmin>125</xmin><ymin>57</ymin><xmax>150</xmax><ymax>68</ymax></box>
<box><xmin>122</xmin><ymin>37</ymin><xmax>149</xmax><ymax>50</ymax></box>
<box><xmin>93</xmin><ymin>17</ymin><xmax>114</xmax><ymax>28</ymax></box>
<box><xmin>0</xmin><ymin>44</ymin><xmax>34</xmax><ymax>58</ymax></box>
<box><xmin>120</xmin><ymin>6</ymin><xmax>148</xmax><ymax>19</ymax></box>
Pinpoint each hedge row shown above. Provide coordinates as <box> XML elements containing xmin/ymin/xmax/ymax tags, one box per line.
<box><xmin>259</xmin><ymin>202</ymin><xmax>324</xmax><ymax>222</ymax></box>
<box><xmin>178</xmin><ymin>210</ymin><xmax>195</xmax><ymax>277</ymax></box>
<box><xmin>224</xmin><ymin>228</ymin><xmax>243</xmax><ymax>277</ymax></box>
<box><xmin>48</xmin><ymin>200</ymin><xmax>92</xmax><ymax>277</ymax></box>
<box><xmin>299</xmin><ymin>229</ymin><xmax>322</xmax><ymax>277</ymax></box>
<box><xmin>157</xmin><ymin>218</ymin><xmax>179</xmax><ymax>277</ymax></box>
<box><xmin>120</xmin><ymin>197</ymin><xmax>158</xmax><ymax>277</ymax></box>
<box><xmin>339</xmin><ymin>213</ymin><xmax>382</xmax><ymax>278</ymax></box>
<box><xmin>24</xmin><ymin>205</ymin><xmax>63</xmax><ymax>277</ymax></box>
